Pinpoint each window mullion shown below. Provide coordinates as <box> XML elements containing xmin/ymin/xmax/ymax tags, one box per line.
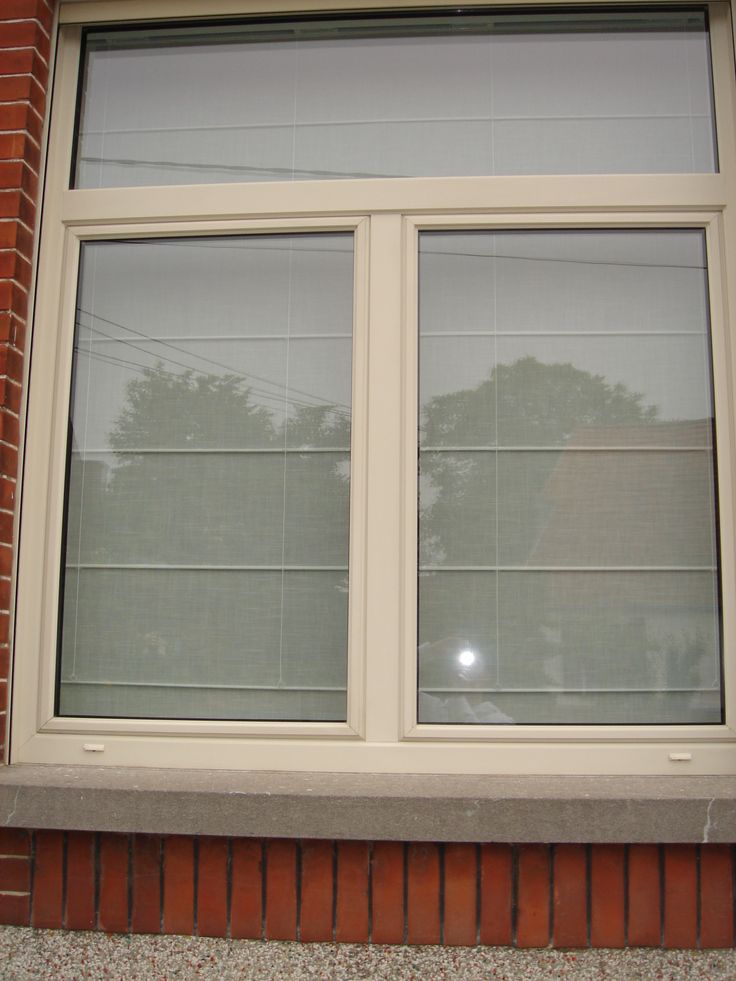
<box><xmin>362</xmin><ymin>213</ymin><xmax>405</xmax><ymax>743</ymax></box>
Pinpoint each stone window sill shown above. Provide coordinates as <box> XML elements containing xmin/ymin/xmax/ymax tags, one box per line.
<box><xmin>1</xmin><ymin>766</ymin><xmax>734</xmax><ymax>842</ymax></box>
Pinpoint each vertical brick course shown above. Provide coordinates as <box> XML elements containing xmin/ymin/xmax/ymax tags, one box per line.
<box><xmin>131</xmin><ymin>835</ymin><xmax>161</xmax><ymax>935</ymax></box>
<box><xmin>444</xmin><ymin>843</ymin><xmax>477</xmax><ymax>946</ymax></box>
<box><xmin>265</xmin><ymin>840</ymin><xmax>297</xmax><ymax>941</ymax></box>
<box><xmin>516</xmin><ymin>845</ymin><xmax>551</xmax><ymax>948</ymax></box>
<box><xmin>197</xmin><ymin>837</ymin><xmax>228</xmax><ymax>938</ymax></box>
<box><xmin>406</xmin><ymin>843</ymin><xmax>440</xmax><ymax>944</ymax></box>
<box><xmin>628</xmin><ymin>844</ymin><xmax>662</xmax><ymax>947</ymax></box>
<box><xmin>663</xmin><ymin>844</ymin><xmax>698</xmax><ymax>949</ymax></box>
<box><xmin>299</xmin><ymin>840</ymin><xmax>333</xmax><ymax>942</ymax></box>
<box><xmin>162</xmin><ymin>836</ymin><xmax>194</xmax><ymax>936</ymax></box>
<box><xmin>98</xmin><ymin>834</ymin><xmax>129</xmax><ymax>933</ymax></box>
<box><xmin>65</xmin><ymin>831</ymin><xmax>95</xmax><ymax>931</ymax></box>
<box><xmin>230</xmin><ymin>839</ymin><xmax>262</xmax><ymax>940</ymax></box>
<box><xmin>700</xmin><ymin>845</ymin><xmax>734</xmax><ymax>948</ymax></box>
<box><xmin>553</xmin><ymin>844</ymin><xmax>587</xmax><ymax>948</ymax></box>
<box><xmin>31</xmin><ymin>830</ymin><xmax>63</xmax><ymax>929</ymax></box>
<box><xmin>480</xmin><ymin>844</ymin><xmax>513</xmax><ymax>946</ymax></box>
<box><xmin>335</xmin><ymin>841</ymin><xmax>369</xmax><ymax>943</ymax></box>
<box><xmin>590</xmin><ymin>844</ymin><xmax>625</xmax><ymax>948</ymax></box>
<box><xmin>0</xmin><ymin>834</ymin><xmax>735</xmax><ymax>946</ymax></box>
<box><xmin>371</xmin><ymin>841</ymin><xmax>404</xmax><ymax>944</ymax></box>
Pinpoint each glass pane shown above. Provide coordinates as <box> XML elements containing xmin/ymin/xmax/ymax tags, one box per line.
<box><xmin>418</xmin><ymin>229</ymin><xmax>721</xmax><ymax>725</ymax></box>
<box><xmin>75</xmin><ymin>10</ymin><xmax>715</xmax><ymax>188</ymax></box>
<box><xmin>59</xmin><ymin>233</ymin><xmax>353</xmax><ymax>721</ymax></box>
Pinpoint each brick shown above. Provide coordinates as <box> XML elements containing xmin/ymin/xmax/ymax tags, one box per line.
<box><xmin>0</xmin><ymin>76</ymin><xmax>46</xmax><ymax>118</ymax></box>
<box><xmin>0</xmin><ymin>1</ymin><xmax>54</xmax><ymax>30</ymax></box>
<box><xmin>264</xmin><ymin>840</ymin><xmax>297</xmax><ymax>941</ymax></box>
<box><xmin>21</xmin><ymin>135</ymin><xmax>40</xmax><ymax>175</ymax></box>
<box><xmin>32</xmin><ymin>830</ymin><xmax>63</xmax><ymax>929</ymax></box>
<box><xmin>517</xmin><ymin>845</ymin><xmax>551</xmax><ymax>949</ymax></box>
<box><xmin>0</xmin><ymin>133</ymin><xmax>27</xmax><ymax>161</ymax></box>
<box><xmin>628</xmin><ymin>844</ymin><xmax>661</xmax><ymax>946</ymax></box>
<box><xmin>0</xmin><ymin>429</ymin><xmax>21</xmax><ymax>475</ymax></box>
<box><xmin>371</xmin><ymin>841</ymin><xmax>404</xmax><ymax>944</ymax></box>
<box><xmin>0</xmin><ymin>378</ymin><xmax>22</xmax><ymax>416</ymax></box>
<box><xmin>230</xmin><ymin>839</ymin><xmax>262</xmax><ymax>940</ymax></box>
<box><xmin>13</xmin><ymin>223</ymin><xmax>32</xmax><ymax>262</ymax></box>
<box><xmin>0</xmin><ymin>311</ymin><xmax>14</xmax><ymax>338</ymax></box>
<box><xmin>0</xmin><ymin>188</ymin><xmax>36</xmax><ymax>228</ymax></box>
<box><xmin>0</xmin><ymin>645</ymin><xmax>8</xmax><ymax>680</ymax></box>
<box><xmin>444</xmin><ymin>843</ymin><xmax>477</xmax><ymax>946</ymax></box>
<box><xmin>0</xmin><ymin>251</ymin><xmax>32</xmax><ymax>290</ymax></box>
<box><xmin>1</xmin><ymin>411</ymin><xmax>20</xmax><ymax>449</ymax></box>
<box><xmin>131</xmin><ymin>835</ymin><xmax>161</xmax><ymax>935</ymax></box>
<box><xmin>553</xmin><ymin>844</ymin><xmax>587</xmax><ymax>948</ymax></box>
<box><xmin>19</xmin><ymin>166</ymin><xmax>37</xmax><ymax>211</ymax></box>
<box><xmin>162</xmin><ymin>836</ymin><xmax>194</xmax><ymax>936</ymax></box>
<box><xmin>0</xmin><ymin>50</ymin><xmax>37</xmax><ymax>78</ymax></box>
<box><xmin>0</xmin><ymin>77</ymin><xmax>32</xmax><ymax>104</ymax></box>
<box><xmin>0</xmin><ymin>892</ymin><xmax>29</xmax><ymax>926</ymax></box>
<box><xmin>0</xmin><ymin>544</ymin><xmax>13</xmax><ymax>581</ymax></box>
<box><xmin>197</xmin><ymin>837</ymin><xmax>227</xmax><ymax>939</ymax></box>
<box><xmin>407</xmin><ymin>843</ymin><xmax>440</xmax><ymax>945</ymax></box>
<box><xmin>663</xmin><ymin>844</ymin><xmax>697</xmax><ymax>949</ymax></box>
<box><xmin>335</xmin><ymin>841</ymin><xmax>369</xmax><ymax>944</ymax></box>
<box><xmin>4</xmin><ymin>828</ymin><xmax>27</xmax><ymax>866</ymax></box>
<box><xmin>0</xmin><ymin>509</ymin><xmax>13</xmax><ymax>545</ymax></box>
<box><xmin>299</xmin><ymin>840</ymin><xmax>333</xmax><ymax>943</ymax></box>
<box><xmin>0</xmin><ymin>344</ymin><xmax>24</xmax><ymax>383</ymax></box>
<box><xmin>99</xmin><ymin>833</ymin><xmax>129</xmax><ymax>934</ymax></box>
<box><xmin>0</xmin><ymin>22</ymin><xmax>50</xmax><ymax>64</ymax></box>
<box><xmin>590</xmin><ymin>844</ymin><xmax>625</xmax><ymax>948</ymax></box>
<box><xmin>0</xmin><ymin>50</ymin><xmax>47</xmax><ymax>91</ymax></box>
<box><xmin>65</xmin><ymin>831</ymin><xmax>95</xmax><ymax>931</ymax></box>
<box><xmin>0</xmin><ymin>613</ymin><xmax>8</xmax><ymax>645</ymax></box>
<box><xmin>700</xmin><ymin>845</ymin><xmax>734</xmax><ymax>948</ymax></box>
<box><xmin>0</xmin><ymin>856</ymin><xmax>30</xmax><ymax>893</ymax></box>
<box><xmin>11</xmin><ymin>317</ymin><xmax>25</xmax><ymax>351</ymax></box>
<box><xmin>480</xmin><ymin>844</ymin><xmax>513</xmax><ymax>946</ymax></box>
<box><xmin>0</xmin><ymin>223</ymin><xmax>19</xmax><ymax>250</ymax></box>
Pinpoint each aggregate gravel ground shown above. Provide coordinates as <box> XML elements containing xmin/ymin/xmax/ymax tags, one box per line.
<box><xmin>3</xmin><ymin>928</ymin><xmax>736</xmax><ymax>980</ymax></box>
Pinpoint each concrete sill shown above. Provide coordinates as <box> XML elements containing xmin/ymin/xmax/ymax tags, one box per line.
<box><xmin>1</xmin><ymin>766</ymin><xmax>735</xmax><ymax>841</ymax></box>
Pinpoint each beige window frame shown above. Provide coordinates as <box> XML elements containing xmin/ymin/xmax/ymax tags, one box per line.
<box><xmin>9</xmin><ymin>0</ymin><xmax>736</xmax><ymax>774</ymax></box>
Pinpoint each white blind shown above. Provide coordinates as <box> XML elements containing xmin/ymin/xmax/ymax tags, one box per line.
<box><xmin>58</xmin><ymin>234</ymin><xmax>353</xmax><ymax>721</ymax></box>
<box><xmin>75</xmin><ymin>9</ymin><xmax>716</xmax><ymax>188</ymax></box>
<box><xmin>417</xmin><ymin>230</ymin><xmax>721</xmax><ymax>725</ymax></box>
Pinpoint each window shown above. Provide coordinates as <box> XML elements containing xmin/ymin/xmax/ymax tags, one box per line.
<box><xmin>10</xmin><ymin>0</ymin><xmax>736</xmax><ymax>773</ymax></box>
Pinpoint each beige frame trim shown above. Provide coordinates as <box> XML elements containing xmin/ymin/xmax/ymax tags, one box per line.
<box><xmin>57</xmin><ymin>0</ymin><xmax>733</xmax><ymax>25</ymax></box>
<box><xmin>9</xmin><ymin>2</ymin><xmax>736</xmax><ymax>773</ymax></box>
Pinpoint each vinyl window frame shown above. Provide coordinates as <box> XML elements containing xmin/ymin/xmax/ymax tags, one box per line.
<box><xmin>9</xmin><ymin>0</ymin><xmax>736</xmax><ymax>775</ymax></box>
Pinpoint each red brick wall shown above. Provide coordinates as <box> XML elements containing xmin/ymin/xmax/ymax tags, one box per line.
<box><xmin>0</xmin><ymin>0</ymin><xmax>53</xmax><ymax>759</ymax></box>
<box><xmin>1</xmin><ymin>832</ymin><xmax>734</xmax><ymax>947</ymax></box>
